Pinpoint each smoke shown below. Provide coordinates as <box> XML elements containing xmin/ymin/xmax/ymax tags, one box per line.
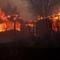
<box><xmin>0</xmin><ymin>0</ymin><xmax>33</xmax><ymax>19</ymax></box>
<box><xmin>12</xmin><ymin>0</ymin><xmax>34</xmax><ymax>20</ymax></box>
<box><xmin>0</xmin><ymin>0</ymin><xmax>34</xmax><ymax>20</ymax></box>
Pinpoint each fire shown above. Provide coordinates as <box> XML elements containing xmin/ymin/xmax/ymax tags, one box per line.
<box><xmin>0</xmin><ymin>21</ymin><xmax>21</xmax><ymax>32</ymax></box>
<box><xmin>0</xmin><ymin>7</ymin><xmax>60</xmax><ymax>32</ymax></box>
<box><xmin>52</xmin><ymin>21</ymin><xmax>57</xmax><ymax>32</ymax></box>
<box><xmin>15</xmin><ymin>21</ymin><xmax>21</xmax><ymax>32</ymax></box>
<box><xmin>57</xmin><ymin>12</ymin><xmax>60</xmax><ymax>16</ymax></box>
<box><xmin>52</xmin><ymin>16</ymin><xmax>58</xmax><ymax>21</ymax></box>
<box><xmin>0</xmin><ymin>8</ymin><xmax>21</xmax><ymax>32</ymax></box>
<box><xmin>51</xmin><ymin>13</ymin><xmax>60</xmax><ymax>32</ymax></box>
<box><xmin>57</xmin><ymin>12</ymin><xmax>60</xmax><ymax>20</ymax></box>
<box><xmin>37</xmin><ymin>16</ymin><xmax>43</xmax><ymax>21</ymax></box>
<box><xmin>26</xmin><ymin>24</ymin><xmax>34</xmax><ymax>28</ymax></box>
<box><xmin>0</xmin><ymin>23</ymin><xmax>6</xmax><ymax>32</ymax></box>
<box><xmin>6</xmin><ymin>21</ymin><xmax>14</xmax><ymax>31</ymax></box>
<box><xmin>26</xmin><ymin>19</ymin><xmax>34</xmax><ymax>28</ymax></box>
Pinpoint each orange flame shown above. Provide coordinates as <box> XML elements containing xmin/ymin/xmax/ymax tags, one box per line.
<box><xmin>0</xmin><ymin>23</ymin><xmax>6</xmax><ymax>32</ymax></box>
<box><xmin>0</xmin><ymin>8</ymin><xmax>21</xmax><ymax>32</ymax></box>
<box><xmin>15</xmin><ymin>21</ymin><xmax>21</xmax><ymax>32</ymax></box>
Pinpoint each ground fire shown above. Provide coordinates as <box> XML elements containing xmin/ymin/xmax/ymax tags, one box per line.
<box><xmin>0</xmin><ymin>8</ymin><xmax>21</xmax><ymax>32</ymax></box>
<box><xmin>0</xmin><ymin>7</ymin><xmax>60</xmax><ymax>33</ymax></box>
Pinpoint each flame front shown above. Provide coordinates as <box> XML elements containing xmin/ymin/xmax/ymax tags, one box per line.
<box><xmin>0</xmin><ymin>8</ymin><xmax>21</xmax><ymax>32</ymax></box>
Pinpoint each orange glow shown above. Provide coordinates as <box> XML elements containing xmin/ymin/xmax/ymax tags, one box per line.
<box><xmin>57</xmin><ymin>12</ymin><xmax>60</xmax><ymax>20</ymax></box>
<box><xmin>0</xmin><ymin>23</ymin><xmax>6</xmax><ymax>32</ymax></box>
<box><xmin>57</xmin><ymin>12</ymin><xmax>60</xmax><ymax>16</ymax></box>
<box><xmin>51</xmin><ymin>16</ymin><xmax>57</xmax><ymax>32</ymax></box>
<box><xmin>0</xmin><ymin>8</ymin><xmax>21</xmax><ymax>32</ymax></box>
<box><xmin>26</xmin><ymin>23</ymin><xmax>34</xmax><ymax>28</ymax></box>
<box><xmin>0</xmin><ymin>21</ymin><xmax>21</xmax><ymax>32</ymax></box>
<box><xmin>51</xmin><ymin>12</ymin><xmax>60</xmax><ymax>31</ymax></box>
<box><xmin>54</xmin><ymin>16</ymin><xmax>58</xmax><ymax>20</ymax></box>
<box><xmin>6</xmin><ymin>21</ymin><xmax>14</xmax><ymax>31</ymax></box>
<box><xmin>15</xmin><ymin>21</ymin><xmax>21</xmax><ymax>31</ymax></box>
<box><xmin>0</xmin><ymin>8</ymin><xmax>60</xmax><ymax>32</ymax></box>
<box><xmin>52</xmin><ymin>22</ymin><xmax>57</xmax><ymax>32</ymax></box>
<box><xmin>37</xmin><ymin>16</ymin><xmax>41</xmax><ymax>20</ymax></box>
<box><xmin>26</xmin><ymin>19</ymin><xmax>34</xmax><ymax>28</ymax></box>
<box><xmin>40</xmin><ymin>16</ymin><xmax>43</xmax><ymax>20</ymax></box>
<box><xmin>52</xmin><ymin>16</ymin><xmax>58</xmax><ymax>21</ymax></box>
